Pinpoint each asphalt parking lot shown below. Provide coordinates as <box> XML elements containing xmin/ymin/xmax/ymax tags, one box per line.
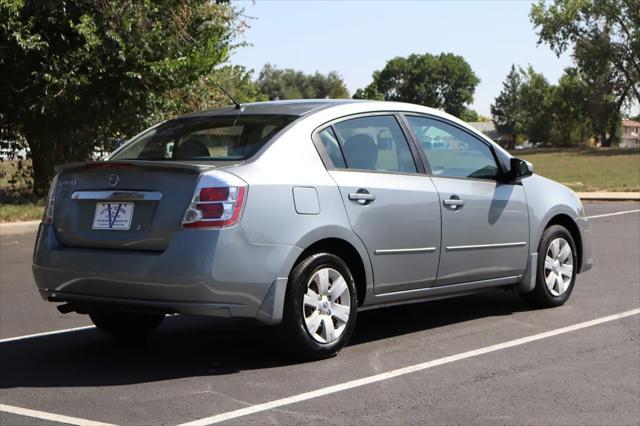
<box><xmin>1</xmin><ymin>201</ymin><xmax>639</xmax><ymax>426</ymax></box>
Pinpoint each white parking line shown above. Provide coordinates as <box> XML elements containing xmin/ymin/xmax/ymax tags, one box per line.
<box><xmin>177</xmin><ymin>308</ymin><xmax>640</xmax><ymax>426</ymax></box>
<box><xmin>0</xmin><ymin>325</ymin><xmax>95</xmax><ymax>344</ymax></box>
<box><xmin>586</xmin><ymin>209</ymin><xmax>640</xmax><ymax>219</ymax></box>
<box><xmin>0</xmin><ymin>403</ymin><xmax>115</xmax><ymax>426</ymax></box>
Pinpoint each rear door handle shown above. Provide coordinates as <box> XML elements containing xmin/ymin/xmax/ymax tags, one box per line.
<box><xmin>443</xmin><ymin>196</ymin><xmax>465</xmax><ymax>209</ymax></box>
<box><xmin>348</xmin><ymin>189</ymin><xmax>376</xmax><ymax>205</ymax></box>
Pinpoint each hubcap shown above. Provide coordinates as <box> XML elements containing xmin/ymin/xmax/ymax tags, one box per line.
<box><xmin>303</xmin><ymin>267</ymin><xmax>351</xmax><ymax>344</ymax></box>
<box><xmin>544</xmin><ymin>237</ymin><xmax>574</xmax><ymax>296</ymax></box>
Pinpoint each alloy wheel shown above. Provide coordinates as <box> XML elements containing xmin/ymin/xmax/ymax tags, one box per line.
<box><xmin>303</xmin><ymin>267</ymin><xmax>351</xmax><ymax>344</ymax></box>
<box><xmin>544</xmin><ymin>237</ymin><xmax>574</xmax><ymax>296</ymax></box>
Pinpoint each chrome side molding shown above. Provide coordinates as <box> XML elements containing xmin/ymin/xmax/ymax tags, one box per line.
<box><xmin>445</xmin><ymin>241</ymin><xmax>527</xmax><ymax>251</ymax></box>
<box><xmin>375</xmin><ymin>247</ymin><xmax>437</xmax><ymax>255</ymax></box>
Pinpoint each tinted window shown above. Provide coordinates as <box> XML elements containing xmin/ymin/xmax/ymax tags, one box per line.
<box><xmin>111</xmin><ymin>115</ymin><xmax>296</xmax><ymax>161</ymax></box>
<box><xmin>406</xmin><ymin>116</ymin><xmax>499</xmax><ymax>179</ymax></box>
<box><xmin>317</xmin><ymin>127</ymin><xmax>346</xmax><ymax>168</ymax></box>
<box><xmin>333</xmin><ymin>115</ymin><xmax>416</xmax><ymax>173</ymax></box>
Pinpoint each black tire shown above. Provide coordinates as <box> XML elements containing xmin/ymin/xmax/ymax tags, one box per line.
<box><xmin>522</xmin><ymin>224</ymin><xmax>578</xmax><ymax>308</ymax></box>
<box><xmin>89</xmin><ymin>310</ymin><xmax>164</xmax><ymax>340</ymax></box>
<box><xmin>281</xmin><ymin>252</ymin><xmax>358</xmax><ymax>360</ymax></box>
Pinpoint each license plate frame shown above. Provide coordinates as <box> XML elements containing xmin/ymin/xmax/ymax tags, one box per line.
<box><xmin>92</xmin><ymin>202</ymin><xmax>134</xmax><ymax>230</ymax></box>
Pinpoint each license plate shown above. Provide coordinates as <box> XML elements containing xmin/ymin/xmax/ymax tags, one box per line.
<box><xmin>92</xmin><ymin>202</ymin><xmax>134</xmax><ymax>230</ymax></box>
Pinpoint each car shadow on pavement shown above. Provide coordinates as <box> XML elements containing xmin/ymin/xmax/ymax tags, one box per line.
<box><xmin>0</xmin><ymin>290</ymin><xmax>531</xmax><ymax>389</ymax></box>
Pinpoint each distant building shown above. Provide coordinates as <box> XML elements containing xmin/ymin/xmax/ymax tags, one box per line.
<box><xmin>467</xmin><ymin>121</ymin><xmax>499</xmax><ymax>141</ymax></box>
<box><xmin>621</xmin><ymin>119</ymin><xmax>640</xmax><ymax>148</ymax></box>
<box><xmin>467</xmin><ymin>121</ymin><xmax>511</xmax><ymax>147</ymax></box>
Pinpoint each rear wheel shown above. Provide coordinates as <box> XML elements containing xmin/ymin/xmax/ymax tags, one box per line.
<box><xmin>282</xmin><ymin>253</ymin><xmax>358</xmax><ymax>360</ymax></box>
<box><xmin>522</xmin><ymin>225</ymin><xmax>577</xmax><ymax>308</ymax></box>
<box><xmin>89</xmin><ymin>310</ymin><xmax>165</xmax><ymax>340</ymax></box>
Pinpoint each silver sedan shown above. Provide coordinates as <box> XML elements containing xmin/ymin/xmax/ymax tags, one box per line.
<box><xmin>33</xmin><ymin>100</ymin><xmax>593</xmax><ymax>359</ymax></box>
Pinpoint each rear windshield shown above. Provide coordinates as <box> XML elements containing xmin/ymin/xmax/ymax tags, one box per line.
<box><xmin>110</xmin><ymin>115</ymin><xmax>297</xmax><ymax>161</ymax></box>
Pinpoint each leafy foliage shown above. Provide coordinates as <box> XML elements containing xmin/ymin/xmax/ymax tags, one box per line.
<box><xmin>357</xmin><ymin>53</ymin><xmax>480</xmax><ymax>117</ymax></box>
<box><xmin>491</xmin><ymin>65</ymin><xmax>522</xmax><ymax>148</ymax></box>
<box><xmin>459</xmin><ymin>108</ymin><xmax>480</xmax><ymax>122</ymax></box>
<box><xmin>257</xmin><ymin>64</ymin><xmax>350</xmax><ymax>100</ymax></box>
<box><xmin>531</xmin><ymin>0</ymin><xmax>639</xmax><ymax>146</ymax></box>
<box><xmin>492</xmin><ymin>65</ymin><xmax>585</xmax><ymax>147</ymax></box>
<box><xmin>0</xmin><ymin>0</ymin><xmax>245</xmax><ymax>194</ymax></box>
<box><xmin>548</xmin><ymin>68</ymin><xmax>591</xmax><ymax>147</ymax></box>
<box><xmin>352</xmin><ymin>84</ymin><xmax>384</xmax><ymax>101</ymax></box>
<box><xmin>517</xmin><ymin>66</ymin><xmax>554</xmax><ymax>144</ymax></box>
<box><xmin>153</xmin><ymin>65</ymin><xmax>267</xmax><ymax>122</ymax></box>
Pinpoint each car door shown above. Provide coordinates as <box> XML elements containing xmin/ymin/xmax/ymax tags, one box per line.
<box><xmin>403</xmin><ymin>115</ymin><xmax>529</xmax><ymax>286</ymax></box>
<box><xmin>314</xmin><ymin>114</ymin><xmax>441</xmax><ymax>294</ymax></box>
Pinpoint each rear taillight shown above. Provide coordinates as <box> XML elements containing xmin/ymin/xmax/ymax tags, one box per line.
<box><xmin>42</xmin><ymin>174</ymin><xmax>58</xmax><ymax>224</ymax></box>
<box><xmin>181</xmin><ymin>171</ymin><xmax>247</xmax><ymax>229</ymax></box>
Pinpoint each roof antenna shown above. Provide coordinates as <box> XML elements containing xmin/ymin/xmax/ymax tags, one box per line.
<box><xmin>218</xmin><ymin>85</ymin><xmax>244</xmax><ymax>111</ymax></box>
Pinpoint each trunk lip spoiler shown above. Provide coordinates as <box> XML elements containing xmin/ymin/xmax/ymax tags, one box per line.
<box><xmin>54</xmin><ymin>160</ymin><xmax>242</xmax><ymax>174</ymax></box>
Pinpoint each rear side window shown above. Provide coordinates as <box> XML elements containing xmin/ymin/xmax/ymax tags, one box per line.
<box><xmin>332</xmin><ymin>115</ymin><xmax>416</xmax><ymax>173</ymax></box>
<box><xmin>111</xmin><ymin>115</ymin><xmax>296</xmax><ymax>161</ymax></box>
<box><xmin>317</xmin><ymin>127</ymin><xmax>347</xmax><ymax>168</ymax></box>
<box><xmin>406</xmin><ymin>115</ymin><xmax>499</xmax><ymax>179</ymax></box>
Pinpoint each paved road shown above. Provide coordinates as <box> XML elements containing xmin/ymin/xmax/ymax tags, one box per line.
<box><xmin>1</xmin><ymin>202</ymin><xmax>638</xmax><ymax>425</ymax></box>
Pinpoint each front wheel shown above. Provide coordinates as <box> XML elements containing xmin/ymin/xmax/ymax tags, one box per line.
<box><xmin>89</xmin><ymin>310</ymin><xmax>165</xmax><ymax>340</ymax></box>
<box><xmin>281</xmin><ymin>253</ymin><xmax>358</xmax><ymax>360</ymax></box>
<box><xmin>522</xmin><ymin>224</ymin><xmax>577</xmax><ymax>308</ymax></box>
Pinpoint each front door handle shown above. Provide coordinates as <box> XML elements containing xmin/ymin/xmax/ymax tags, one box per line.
<box><xmin>443</xmin><ymin>196</ymin><xmax>465</xmax><ymax>209</ymax></box>
<box><xmin>348</xmin><ymin>189</ymin><xmax>376</xmax><ymax>205</ymax></box>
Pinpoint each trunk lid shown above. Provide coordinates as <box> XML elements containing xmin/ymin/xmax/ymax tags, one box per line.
<box><xmin>52</xmin><ymin>161</ymin><xmax>231</xmax><ymax>251</ymax></box>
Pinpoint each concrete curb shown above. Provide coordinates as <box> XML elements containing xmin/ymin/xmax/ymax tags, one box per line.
<box><xmin>0</xmin><ymin>220</ymin><xmax>40</xmax><ymax>236</ymax></box>
<box><xmin>1</xmin><ymin>194</ymin><xmax>638</xmax><ymax>235</ymax></box>
<box><xmin>576</xmin><ymin>192</ymin><xmax>640</xmax><ymax>201</ymax></box>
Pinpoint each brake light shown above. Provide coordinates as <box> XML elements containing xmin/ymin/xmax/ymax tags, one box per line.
<box><xmin>42</xmin><ymin>174</ymin><xmax>58</xmax><ymax>224</ymax></box>
<box><xmin>181</xmin><ymin>171</ymin><xmax>247</xmax><ymax>229</ymax></box>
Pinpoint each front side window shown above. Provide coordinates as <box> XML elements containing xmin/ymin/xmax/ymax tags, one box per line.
<box><xmin>332</xmin><ymin>115</ymin><xmax>416</xmax><ymax>173</ymax></box>
<box><xmin>406</xmin><ymin>116</ymin><xmax>499</xmax><ymax>179</ymax></box>
<box><xmin>111</xmin><ymin>115</ymin><xmax>296</xmax><ymax>161</ymax></box>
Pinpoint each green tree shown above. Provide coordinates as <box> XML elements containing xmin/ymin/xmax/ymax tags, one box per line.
<box><xmin>256</xmin><ymin>64</ymin><xmax>350</xmax><ymax>100</ymax></box>
<box><xmin>0</xmin><ymin>0</ymin><xmax>243</xmax><ymax>194</ymax></box>
<box><xmin>352</xmin><ymin>83</ymin><xmax>384</xmax><ymax>100</ymax></box>
<box><xmin>156</xmin><ymin>65</ymin><xmax>267</xmax><ymax>122</ymax></box>
<box><xmin>492</xmin><ymin>65</ymin><xmax>555</xmax><ymax>147</ymax></box>
<box><xmin>459</xmin><ymin>108</ymin><xmax>480</xmax><ymax>122</ymax></box>
<box><xmin>517</xmin><ymin>66</ymin><xmax>554</xmax><ymax>144</ymax></box>
<box><xmin>491</xmin><ymin>65</ymin><xmax>522</xmax><ymax>149</ymax></box>
<box><xmin>531</xmin><ymin>0</ymin><xmax>640</xmax><ymax>145</ymax></box>
<box><xmin>548</xmin><ymin>68</ymin><xmax>591</xmax><ymax>146</ymax></box>
<box><xmin>367</xmin><ymin>53</ymin><xmax>480</xmax><ymax>117</ymax></box>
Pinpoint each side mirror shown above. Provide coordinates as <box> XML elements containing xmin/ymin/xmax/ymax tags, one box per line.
<box><xmin>509</xmin><ymin>157</ymin><xmax>534</xmax><ymax>180</ymax></box>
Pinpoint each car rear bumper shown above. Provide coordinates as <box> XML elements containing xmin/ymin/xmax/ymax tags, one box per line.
<box><xmin>32</xmin><ymin>224</ymin><xmax>301</xmax><ymax>324</ymax></box>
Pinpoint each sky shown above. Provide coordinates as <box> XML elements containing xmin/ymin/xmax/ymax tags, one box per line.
<box><xmin>229</xmin><ymin>0</ymin><xmax>577</xmax><ymax>116</ymax></box>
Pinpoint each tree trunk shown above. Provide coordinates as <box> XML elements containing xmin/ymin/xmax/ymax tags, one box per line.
<box><xmin>27</xmin><ymin>139</ymin><xmax>57</xmax><ymax>196</ymax></box>
<box><xmin>607</xmin><ymin>120</ymin><xmax>619</xmax><ymax>147</ymax></box>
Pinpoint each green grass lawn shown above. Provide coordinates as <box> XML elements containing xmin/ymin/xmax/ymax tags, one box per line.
<box><xmin>0</xmin><ymin>189</ymin><xmax>45</xmax><ymax>222</ymax></box>
<box><xmin>514</xmin><ymin>148</ymin><xmax>640</xmax><ymax>192</ymax></box>
<box><xmin>1</xmin><ymin>160</ymin><xmax>44</xmax><ymax>222</ymax></box>
<box><xmin>0</xmin><ymin>200</ymin><xmax>44</xmax><ymax>222</ymax></box>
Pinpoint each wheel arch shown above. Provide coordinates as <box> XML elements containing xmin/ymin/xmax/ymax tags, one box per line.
<box><xmin>544</xmin><ymin>214</ymin><xmax>583</xmax><ymax>272</ymax></box>
<box><xmin>291</xmin><ymin>237</ymin><xmax>370</xmax><ymax>306</ymax></box>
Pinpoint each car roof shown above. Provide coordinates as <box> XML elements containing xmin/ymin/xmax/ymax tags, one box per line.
<box><xmin>177</xmin><ymin>99</ymin><xmax>365</xmax><ymax>119</ymax></box>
